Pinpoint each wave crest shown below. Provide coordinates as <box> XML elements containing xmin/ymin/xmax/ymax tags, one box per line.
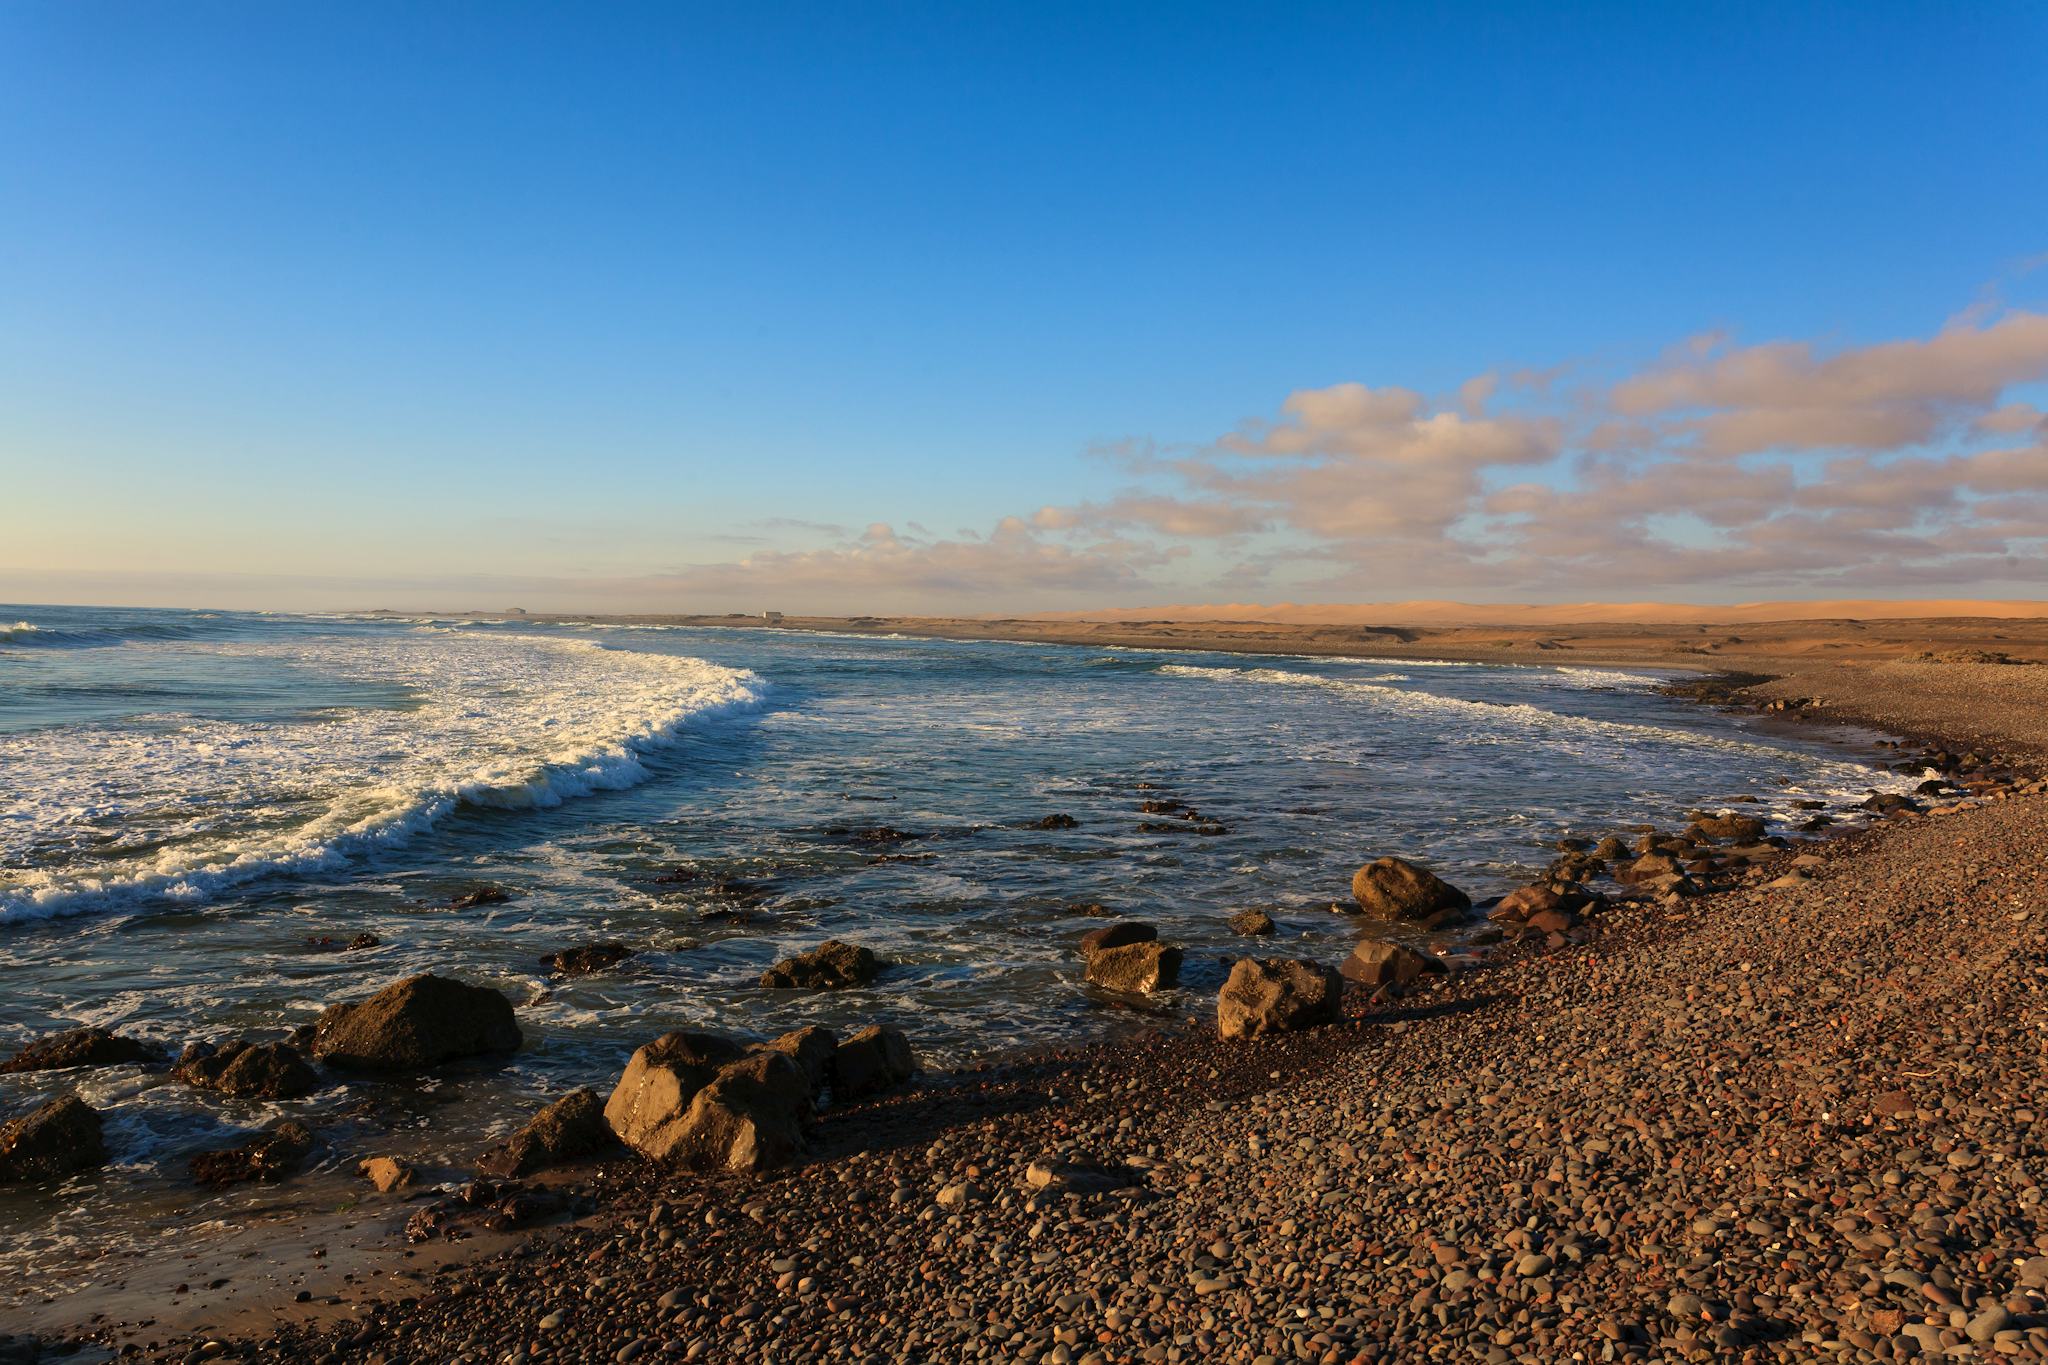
<box><xmin>0</xmin><ymin>635</ymin><xmax>765</xmax><ymax>923</ymax></box>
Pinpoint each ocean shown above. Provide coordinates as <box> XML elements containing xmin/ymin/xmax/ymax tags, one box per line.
<box><xmin>0</xmin><ymin>604</ymin><xmax>1915</xmax><ymax>1291</ymax></box>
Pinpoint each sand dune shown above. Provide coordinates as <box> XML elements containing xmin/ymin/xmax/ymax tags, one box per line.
<box><xmin>1027</xmin><ymin>598</ymin><xmax>2048</xmax><ymax>627</ymax></box>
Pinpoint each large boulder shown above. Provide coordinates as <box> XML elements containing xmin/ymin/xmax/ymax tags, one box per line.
<box><xmin>478</xmin><ymin>1088</ymin><xmax>613</xmax><ymax>1177</ymax></box>
<box><xmin>1227</xmin><ymin>909</ymin><xmax>1276</xmax><ymax>937</ymax></box>
<box><xmin>0</xmin><ymin>1095</ymin><xmax>107</xmax><ymax>1184</ymax></box>
<box><xmin>1084</xmin><ymin>942</ymin><xmax>1182</xmax><ymax>993</ymax></box>
<box><xmin>174</xmin><ymin>1039</ymin><xmax>320</xmax><ymax>1100</ymax></box>
<box><xmin>189</xmin><ymin>1120</ymin><xmax>314</xmax><ymax>1187</ymax></box>
<box><xmin>1077</xmin><ymin>921</ymin><xmax>1156</xmax><ymax>956</ymax></box>
<box><xmin>603</xmin><ymin>1031</ymin><xmax>748</xmax><ymax>1160</ymax></box>
<box><xmin>311</xmin><ymin>974</ymin><xmax>521</xmax><ymax>1071</ymax></box>
<box><xmin>659</xmin><ymin>1051</ymin><xmax>813</xmax><ymax>1173</ymax></box>
<box><xmin>762</xmin><ymin>1025</ymin><xmax>838</xmax><ymax>1096</ymax></box>
<box><xmin>1339</xmin><ymin>939</ymin><xmax>1445</xmax><ymax>992</ymax></box>
<box><xmin>1350</xmin><ymin>857</ymin><xmax>1471</xmax><ymax>920</ymax></box>
<box><xmin>758</xmin><ymin>940</ymin><xmax>882</xmax><ymax>990</ymax></box>
<box><xmin>1217</xmin><ymin>958</ymin><xmax>1342</xmax><ymax>1040</ymax></box>
<box><xmin>1691</xmin><ymin>812</ymin><xmax>1766</xmax><ymax>843</ymax></box>
<box><xmin>830</xmin><ymin>1025</ymin><xmax>916</xmax><ymax>1101</ymax></box>
<box><xmin>0</xmin><ymin>1026</ymin><xmax>160</xmax><ymax>1074</ymax></box>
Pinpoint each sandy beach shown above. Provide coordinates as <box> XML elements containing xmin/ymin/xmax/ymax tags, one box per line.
<box><xmin>9</xmin><ymin>616</ymin><xmax>2048</xmax><ymax>1365</ymax></box>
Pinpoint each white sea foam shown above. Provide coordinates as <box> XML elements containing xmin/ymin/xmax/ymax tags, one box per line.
<box><xmin>0</xmin><ymin>634</ymin><xmax>765</xmax><ymax>923</ymax></box>
<box><xmin>1156</xmin><ymin>663</ymin><xmax>1888</xmax><ymax>770</ymax></box>
<box><xmin>1</xmin><ymin>619</ymin><xmax>43</xmax><ymax>639</ymax></box>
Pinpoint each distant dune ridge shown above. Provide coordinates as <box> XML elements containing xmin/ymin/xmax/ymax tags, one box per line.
<box><xmin>1027</xmin><ymin>599</ymin><xmax>2048</xmax><ymax>627</ymax></box>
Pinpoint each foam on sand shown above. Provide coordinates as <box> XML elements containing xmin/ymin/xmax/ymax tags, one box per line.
<box><xmin>0</xmin><ymin>634</ymin><xmax>765</xmax><ymax>923</ymax></box>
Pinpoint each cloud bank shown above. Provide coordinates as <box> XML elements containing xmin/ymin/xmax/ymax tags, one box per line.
<box><xmin>1011</xmin><ymin>302</ymin><xmax>2048</xmax><ymax>605</ymax></box>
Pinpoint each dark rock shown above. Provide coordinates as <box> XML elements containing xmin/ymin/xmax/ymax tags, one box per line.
<box><xmin>762</xmin><ymin>1025</ymin><xmax>838</xmax><ymax>1095</ymax></box>
<box><xmin>1350</xmin><ymin>857</ymin><xmax>1471</xmax><ymax>920</ymax></box>
<box><xmin>1339</xmin><ymin>939</ymin><xmax>1445</xmax><ymax>991</ymax></box>
<box><xmin>1030</xmin><ymin>813</ymin><xmax>1079</xmax><ymax>830</ymax></box>
<box><xmin>1489</xmin><ymin>884</ymin><xmax>1568</xmax><ymax>923</ymax></box>
<box><xmin>306</xmin><ymin>933</ymin><xmax>381</xmax><ymax>952</ymax></box>
<box><xmin>1084</xmin><ymin>942</ymin><xmax>1182</xmax><ymax>992</ymax></box>
<box><xmin>540</xmin><ymin>942</ymin><xmax>637</xmax><ymax>978</ymax></box>
<box><xmin>1217</xmin><ymin>958</ymin><xmax>1342</xmax><ymax>1039</ymax></box>
<box><xmin>824</xmin><ymin>826</ymin><xmax>918</xmax><ymax>845</ymax></box>
<box><xmin>830</xmin><ymin>1025</ymin><xmax>917</xmax><ymax>1101</ymax></box>
<box><xmin>407</xmin><ymin>1177</ymin><xmax>568</xmax><ymax>1241</ymax></box>
<box><xmin>1617</xmin><ymin>852</ymin><xmax>1684</xmax><ymax>885</ymax></box>
<box><xmin>1077</xmin><ymin>921</ymin><xmax>1157</xmax><ymax>955</ymax></box>
<box><xmin>1227</xmin><ymin>909</ymin><xmax>1276</xmax><ymax>936</ymax></box>
<box><xmin>175</xmin><ymin>1039</ymin><xmax>320</xmax><ymax>1099</ymax></box>
<box><xmin>1862</xmin><ymin>793</ymin><xmax>1921</xmax><ymax>814</ymax></box>
<box><xmin>478</xmin><ymin>1088</ymin><xmax>612</xmax><ymax>1177</ymax></box>
<box><xmin>758</xmin><ymin>940</ymin><xmax>882</xmax><ymax>990</ymax></box>
<box><xmin>0</xmin><ymin>1094</ymin><xmax>106</xmax><ymax>1184</ymax></box>
<box><xmin>1691</xmin><ymin>812</ymin><xmax>1767</xmax><ymax>842</ymax></box>
<box><xmin>311</xmin><ymin>973</ymin><xmax>522</xmax><ymax>1071</ymax></box>
<box><xmin>448</xmin><ymin>885</ymin><xmax>512</xmax><ymax>910</ymax></box>
<box><xmin>604</xmin><ymin>1032</ymin><xmax>749</xmax><ymax>1160</ymax></box>
<box><xmin>189</xmin><ymin>1120</ymin><xmax>314</xmax><ymax>1187</ymax></box>
<box><xmin>0</xmin><ymin>1026</ymin><xmax>160</xmax><ymax>1074</ymax></box>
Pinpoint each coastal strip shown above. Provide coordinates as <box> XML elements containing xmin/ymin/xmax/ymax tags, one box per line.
<box><xmin>6</xmin><ymin>648</ymin><xmax>2047</xmax><ymax>1364</ymax></box>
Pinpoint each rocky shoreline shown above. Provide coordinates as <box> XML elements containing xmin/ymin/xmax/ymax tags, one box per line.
<box><xmin>5</xmin><ymin>658</ymin><xmax>2048</xmax><ymax>1364</ymax></box>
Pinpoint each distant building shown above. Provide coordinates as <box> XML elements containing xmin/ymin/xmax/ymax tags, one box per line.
<box><xmin>506</xmin><ymin>607</ymin><xmax>527</xmax><ymax>616</ymax></box>
<box><xmin>762</xmin><ymin>611</ymin><xmax>785</xmax><ymax>622</ymax></box>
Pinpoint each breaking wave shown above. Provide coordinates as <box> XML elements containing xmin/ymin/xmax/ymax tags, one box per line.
<box><xmin>0</xmin><ymin>635</ymin><xmax>765</xmax><ymax>923</ymax></box>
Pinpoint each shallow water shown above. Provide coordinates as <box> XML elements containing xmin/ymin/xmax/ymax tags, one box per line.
<box><xmin>0</xmin><ymin>604</ymin><xmax>1917</xmax><ymax>1292</ymax></box>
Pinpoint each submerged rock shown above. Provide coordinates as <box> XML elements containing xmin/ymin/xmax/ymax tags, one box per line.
<box><xmin>758</xmin><ymin>940</ymin><xmax>882</xmax><ymax>990</ymax></box>
<box><xmin>1350</xmin><ymin>857</ymin><xmax>1471</xmax><ymax>920</ymax></box>
<box><xmin>1227</xmin><ymin>908</ymin><xmax>1277</xmax><ymax>936</ymax></box>
<box><xmin>1217</xmin><ymin>958</ymin><xmax>1342</xmax><ymax>1039</ymax></box>
<box><xmin>175</xmin><ymin>1038</ymin><xmax>320</xmax><ymax>1100</ymax></box>
<box><xmin>0</xmin><ymin>1095</ymin><xmax>107</xmax><ymax>1185</ymax></box>
<box><xmin>306</xmin><ymin>933</ymin><xmax>381</xmax><ymax>952</ymax></box>
<box><xmin>1084</xmin><ymin>941</ymin><xmax>1182</xmax><ymax>993</ymax></box>
<box><xmin>1030</xmin><ymin>813</ymin><xmax>1079</xmax><ymax>830</ymax></box>
<box><xmin>604</xmin><ymin>1032</ymin><xmax>749</xmax><ymax>1161</ymax></box>
<box><xmin>478</xmin><ymin>1088</ymin><xmax>613</xmax><ymax>1177</ymax></box>
<box><xmin>540</xmin><ymin>942</ymin><xmax>637</xmax><ymax>978</ymax></box>
<box><xmin>189</xmin><ymin>1120</ymin><xmax>314</xmax><ymax>1187</ymax></box>
<box><xmin>311</xmin><ymin>973</ymin><xmax>522</xmax><ymax>1071</ymax></box>
<box><xmin>0</xmin><ymin>1026</ymin><xmax>161</xmax><ymax>1074</ymax></box>
<box><xmin>831</xmin><ymin>1024</ymin><xmax>917</xmax><ymax>1101</ymax></box>
<box><xmin>448</xmin><ymin>885</ymin><xmax>513</xmax><ymax>910</ymax></box>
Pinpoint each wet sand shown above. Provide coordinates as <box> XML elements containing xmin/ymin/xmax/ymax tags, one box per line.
<box><xmin>15</xmin><ymin>615</ymin><xmax>2048</xmax><ymax>1363</ymax></box>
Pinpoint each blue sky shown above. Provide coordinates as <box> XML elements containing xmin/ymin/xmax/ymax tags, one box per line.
<box><xmin>4</xmin><ymin>2</ymin><xmax>2046</xmax><ymax>610</ymax></box>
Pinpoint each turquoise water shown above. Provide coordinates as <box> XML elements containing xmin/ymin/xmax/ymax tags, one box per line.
<box><xmin>0</xmin><ymin>604</ymin><xmax>1913</xmax><ymax>1286</ymax></box>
